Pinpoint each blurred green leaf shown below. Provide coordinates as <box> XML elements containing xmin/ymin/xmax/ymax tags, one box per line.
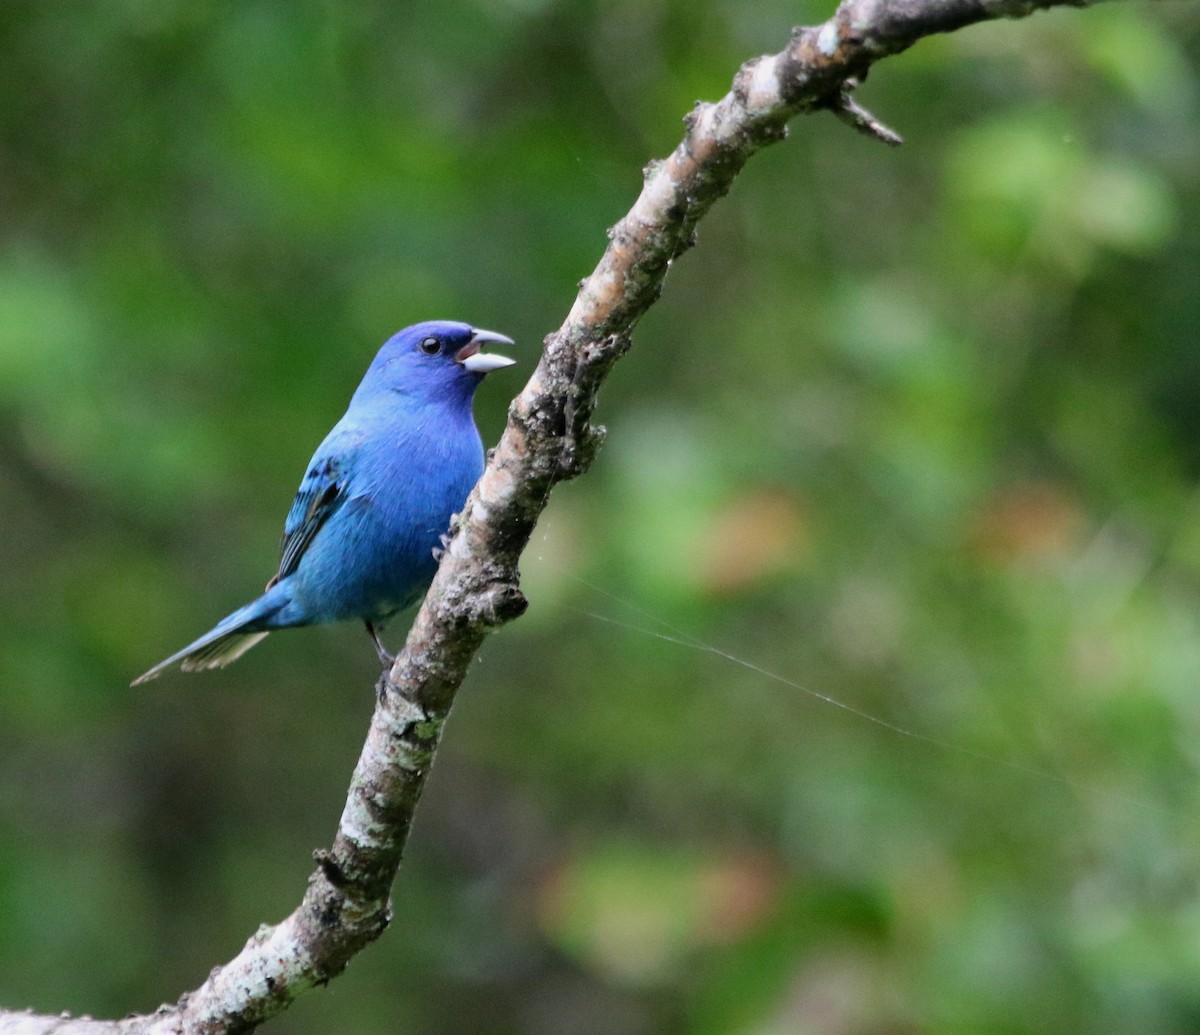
<box><xmin>0</xmin><ymin>2</ymin><xmax>1197</xmax><ymax>1033</ymax></box>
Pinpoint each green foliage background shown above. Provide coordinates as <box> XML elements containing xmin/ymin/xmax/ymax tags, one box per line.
<box><xmin>1</xmin><ymin>1</ymin><xmax>1198</xmax><ymax>1032</ymax></box>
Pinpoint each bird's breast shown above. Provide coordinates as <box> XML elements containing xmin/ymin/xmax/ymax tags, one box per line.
<box><xmin>290</xmin><ymin>414</ymin><xmax>483</xmax><ymax>624</ymax></box>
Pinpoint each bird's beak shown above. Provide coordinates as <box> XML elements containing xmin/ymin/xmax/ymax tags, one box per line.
<box><xmin>457</xmin><ymin>329</ymin><xmax>516</xmax><ymax>374</ymax></box>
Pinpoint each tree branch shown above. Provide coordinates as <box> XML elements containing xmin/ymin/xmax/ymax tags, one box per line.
<box><xmin>0</xmin><ymin>0</ymin><xmax>1102</xmax><ymax>1031</ymax></box>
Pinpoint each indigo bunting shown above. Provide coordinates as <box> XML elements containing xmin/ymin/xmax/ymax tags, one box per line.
<box><xmin>133</xmin><ymin>320</ymin><xmax>515</xmax><ymax>684</ymax></box>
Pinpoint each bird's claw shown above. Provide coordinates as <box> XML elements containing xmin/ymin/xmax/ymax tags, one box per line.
<box><xmin>375</xmin><ymin>671</ymin><xmax>389</xmax><ymax>702</ymax></box>
<box><xmin>432</xmin><ymin>531</ymin><xmax>453</xmax><ymax>562</ymax></box>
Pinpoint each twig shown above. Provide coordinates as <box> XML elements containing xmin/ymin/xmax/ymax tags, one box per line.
<box><xmin>824</xmin><ymin>81</ymin><xmax>905</xmax><ymax>145</ymax></box>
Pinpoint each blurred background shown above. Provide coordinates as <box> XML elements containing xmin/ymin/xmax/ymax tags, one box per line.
<box><xmin>1</xmin><ymin>1</ymin><xmax>1198</xmax><ymax>1032</ymax></box>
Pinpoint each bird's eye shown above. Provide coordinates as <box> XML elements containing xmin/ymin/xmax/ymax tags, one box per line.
<box><xmin>419</xmin><ymin>336</ymin><xmax>440</xmax><ymax>355</ymax></box>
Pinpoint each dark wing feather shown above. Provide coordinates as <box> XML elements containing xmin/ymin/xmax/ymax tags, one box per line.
<box><xmin>274</xmin><ymin>454</ymin><xmax>348</xmax><ymax>582</ymax></box>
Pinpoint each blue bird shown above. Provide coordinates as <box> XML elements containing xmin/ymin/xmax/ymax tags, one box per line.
<box><xmin>133</xmin><ymin>320</ymin><xmax>515</xmax><ymax>684</ymax></box>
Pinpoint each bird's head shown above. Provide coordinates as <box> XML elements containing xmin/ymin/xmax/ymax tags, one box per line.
<box><xmin>356</xmin><ymin>320</ymin><xmax>516</xmax><ymax>406</ymax></box>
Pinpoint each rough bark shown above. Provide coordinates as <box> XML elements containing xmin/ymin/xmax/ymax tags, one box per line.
<box><xmin>0</xmin><ymin>0</ymin><xmax>1102</xmax><ymax>1031</ymax></box>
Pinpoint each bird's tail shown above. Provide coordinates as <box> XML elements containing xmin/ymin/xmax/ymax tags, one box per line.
<box><xmin>132</xmin><ymin>587</ymin><xmax>289</xmax><ymax>685</ymax></box>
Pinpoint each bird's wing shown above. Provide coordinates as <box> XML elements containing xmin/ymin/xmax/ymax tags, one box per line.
<box><xmin>273</xmin><ymin>452</ymin><xmax>350</xmax><ymax>584</ymax></box>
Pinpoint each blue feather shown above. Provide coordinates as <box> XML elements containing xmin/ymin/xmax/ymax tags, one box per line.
<box><xmin>133</xmin><ymin>320</ymin><xmax>514</xmax><ymax>684</ymax></box>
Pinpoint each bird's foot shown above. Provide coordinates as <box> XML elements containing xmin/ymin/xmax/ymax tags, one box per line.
<box><xmin>431</xmin><ymin>531</ymin><xmax>453</xmax><ymax>562</ymax></box>
<box><xmin>365</xmin><ymin>621</ymin><xmax>395</xmax><ymax>668</ymax></box>
<box><xmin>375</xmin><ymin>670</ymin><xmax>392</xmax><ymax>703</ymax></box>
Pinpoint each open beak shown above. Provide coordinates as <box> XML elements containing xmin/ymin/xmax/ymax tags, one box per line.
<box><xmin>456</xmin><ymin>328</ymin><xmax>516</xmax><ymax>374</ymax></box>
